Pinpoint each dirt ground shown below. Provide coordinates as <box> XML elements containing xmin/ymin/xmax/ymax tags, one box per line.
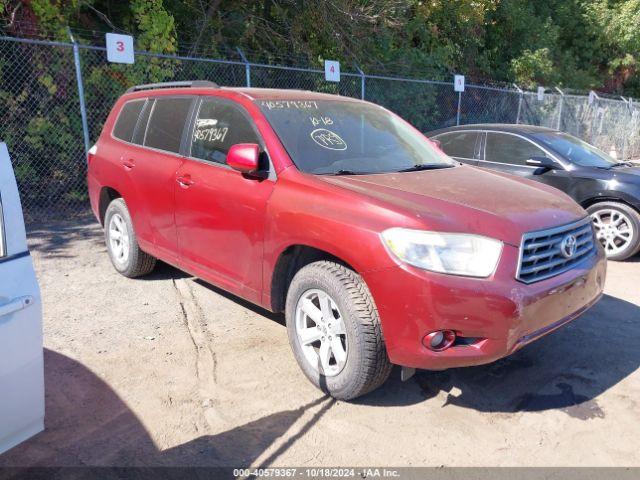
<box><xmin>1</xmin><ymin>215</ymin><xmax>639</xmax><ymax>467</ymax></box>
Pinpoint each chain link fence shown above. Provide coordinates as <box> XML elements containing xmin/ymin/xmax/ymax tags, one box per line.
<box><xmin>1</xmin><ymin>35</ymin><xmax>638</xmax><ymax>222</ymax></box>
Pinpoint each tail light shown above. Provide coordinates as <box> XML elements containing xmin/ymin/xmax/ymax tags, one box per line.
<box><xmin>87</xmin><ymin>144</ymin><xmax>97</xmax><ymax>164</ymax></box>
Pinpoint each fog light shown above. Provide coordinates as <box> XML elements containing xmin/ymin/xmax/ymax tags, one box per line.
<box><xmin>430</xmin><ymin>331</ymin><xmax>444</xmax><ymax>347</ymax></box>
<box><xmin>423</xmin><ymin>330</ymin><xmax>456</xmax><ymax>352</ymax></box>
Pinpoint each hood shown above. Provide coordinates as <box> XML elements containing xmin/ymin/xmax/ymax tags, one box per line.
<box><xmin>319</xmin><ymin>165</ymin><xmax>586</xmax><ymax>246</ymax></box>
<box><xmin>610</xmin><ymin>165</ymin><xmax>640</xmax><ymax>180</ymax></box>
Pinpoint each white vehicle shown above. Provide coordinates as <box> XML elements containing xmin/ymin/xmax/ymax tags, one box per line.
<box><xmin>0</xmin><ymin>143</ymin><xmax>44</xmax><ymax>455</ymax></box>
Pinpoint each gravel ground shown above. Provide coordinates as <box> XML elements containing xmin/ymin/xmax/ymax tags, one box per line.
<box><xmin>1</xmin><ymin>215</ymin><xmax>639</xmax><ymax>467</ymax></box>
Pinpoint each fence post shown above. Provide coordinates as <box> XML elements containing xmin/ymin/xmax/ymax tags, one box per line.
<box><xmin>555</xmin><ymin>87</ymin><xmax>564</xmax><ymax>131</ymax></box>
<box><xmin>513</xmin><ymin>83</ymin><xmax>523</xmax><ymax>124</ymax></box>
<box><xmin>355</xmin><ymin>64</ymin><xmax>365</xmax><ymax>100</ymax></box>
<box><xmin>589</xmin><ymin>90</ymin><xmax>600</xmax><ymax>144</ymax></box>
<box><xmin>621</xmin><ymin>96</ymin><xmax>630</xmax><ymax>160</ymax></box>
<box><xmin>236</xmin><ymin>47</ymin><xmax>251</xmax><ymax>87</ymax></box>
<box><xmin>68</xmin><ymin>28</ymin><xmax>90</xmax><ymax>155</ymax></box>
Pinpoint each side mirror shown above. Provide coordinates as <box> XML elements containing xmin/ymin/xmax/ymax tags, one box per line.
<box><xmin>227</xmin><ymin>143</ymin><xmax>261</xmax><ymax>175</ymax></box>
<box><xmin>526</xmin><ymin>156</ymin><xmax>560</xmax><ymax>173</ymax></box>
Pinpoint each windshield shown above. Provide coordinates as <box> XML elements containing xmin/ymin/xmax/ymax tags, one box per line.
<box><xmin>257</xmin><ymin>99</ymin><xmax>454</xmax><ymax>174</ymax></box>
<box><xmin>532</xmin><ymin>131</ymin><xmax>617</xmax><ymax>168</ymax></box>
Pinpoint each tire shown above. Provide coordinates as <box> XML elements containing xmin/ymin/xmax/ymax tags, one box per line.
<box><xmin>285</xmin><ymin>260</ymin><xmax>392</xmax><ymax>400</ymax></box>
<box><xmin>104</xmin><ymin>198</ymin><xmax>156</xmax><ymax>277</ymax></box>
<box><xmin>587</xmin><ymin>201</ymin><xmax>640</xmax><ymax>261</ymax></box>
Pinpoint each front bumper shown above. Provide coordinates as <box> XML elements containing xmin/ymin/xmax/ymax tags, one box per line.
<box><xmin>363</xmin><ymin>243</ymin><xmax>606</xmax><ymax>370</ymax></box>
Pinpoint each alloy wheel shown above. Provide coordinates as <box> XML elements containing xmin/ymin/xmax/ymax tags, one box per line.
<box><xmin>591</xmin><ymin>208</ymin><xmax>634</xmax><ymax>256</ymax></box>
<box><xmin>295</xmin><ymin>289</ymin><xmax>348</xmax><ymax>377</ymax></box>
<box><xmin>108</xmin><ymin>213</ymin><xmax>130</xmax><ymax>264</ymax></box>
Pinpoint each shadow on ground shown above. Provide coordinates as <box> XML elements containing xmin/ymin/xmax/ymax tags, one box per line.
<box><xmin>27</xmin><ymin>215</ymin><xmax>103</xmax><ymax>259</ymax></box>
<box><xmin>0</xmin><ymin>350</ymin><xmax>333</xmax><ymax>467</ymax></box>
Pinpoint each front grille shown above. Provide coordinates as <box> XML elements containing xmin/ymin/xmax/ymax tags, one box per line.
<box><xmin>516</xmin><ymin>217</ymin><xmax>596</xmax><ymax>284</ymax></box>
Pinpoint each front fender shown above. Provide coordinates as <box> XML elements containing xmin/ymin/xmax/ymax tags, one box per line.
<box><xmin>579</xmin><ymin>189</ymin><xmax>640</xmax><ymax>211</ymax></box>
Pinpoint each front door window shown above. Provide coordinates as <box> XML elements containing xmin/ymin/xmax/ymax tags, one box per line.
<box><xmin>485</xmin><ymin>132</ymin><xmax>545</xmax><ymax>165</ymax></box>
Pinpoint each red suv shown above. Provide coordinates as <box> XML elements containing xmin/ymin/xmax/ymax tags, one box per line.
<box><xmin>88</xmin><ymin>81</ymin><xmax>606</xmax><ymax>400</ymax></box>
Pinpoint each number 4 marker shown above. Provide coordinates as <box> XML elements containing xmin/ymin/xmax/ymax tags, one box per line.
<box><xmin>325</xmin><ymin>60</ymin><xmax>340</xmax><ymax>82</ymax></box>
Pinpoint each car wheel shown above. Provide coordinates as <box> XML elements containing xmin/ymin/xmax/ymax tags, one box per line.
<box><xmin>587</xmin><ymin>201</ymin><xmax>640</xmax><ymax>261</ymax></box>
<box><xmin>104</xmin><ymin>198</ymin><xmax>156</xmax><ymax>277</ymax></box>
<box><xmin>285</xmin><ymin>260</ymin><xmax>392</xmax><ymax>400</ymax></box>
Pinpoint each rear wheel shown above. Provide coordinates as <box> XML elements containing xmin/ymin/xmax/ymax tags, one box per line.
<box><xmin>285</xmin><ymin>261</ymin><xmax>392</xmax><ymax>400</ymax></box>
<box><xmin>587</xmin><ymin>201</ymin><xmax>640</xmax><ymax>261</ymax></box>
<box><xmin>104</xmin><ymin>198</ymin><xmax>156</xmax><ymax>277</ymax></box>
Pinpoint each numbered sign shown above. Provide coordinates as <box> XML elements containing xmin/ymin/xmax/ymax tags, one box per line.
<box><xmin>325</xmin><ymin>60</ymin><xmax>340</xmax><ymax>83</ymax></box>
<box><xmin>106</xmin><ymin>33</ymin><xmax>134</xmax><ymax>64</ymax></box>
<box><xmin>454</xmin><ymin>75</ymin><xmax>465</xmax><ymax>92</ymax></box>
<box><xmin>537</xmin><ymin>86</ymin><xmax>545</xmax><ymax>101</ymax></box>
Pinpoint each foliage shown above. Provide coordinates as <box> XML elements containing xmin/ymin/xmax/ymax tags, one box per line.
<box><xmin>511</xmin><ymin>48</ymin><xmax>560</xmax><ymax>89</ymax></box>
<box><xmin>129</xmin><ymin>0</ymin><xmax>176</xmax><ymax>53</ymax></box>
<box><xmin>2</xmin><ymin>1</ymin><xmax>638</xmax><ymax>94</ymax></box>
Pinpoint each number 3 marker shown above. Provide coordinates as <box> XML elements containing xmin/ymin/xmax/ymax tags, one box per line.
<box><xmin>106</xmin><ymin>33</ymin><xmax>135</xmax><ymax>64</ymax></box>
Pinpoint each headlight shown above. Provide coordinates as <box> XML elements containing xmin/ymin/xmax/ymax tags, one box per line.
<box><xmin>381</xmin><ymin>228</ymin><xmax>503</xmax><ymax>277</ymax></box>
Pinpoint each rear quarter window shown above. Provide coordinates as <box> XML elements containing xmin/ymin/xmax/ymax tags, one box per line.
<box><xmin>113</xmin><ymin>100</ymin><xmax>145</xmax><ymax>142</ymax></box>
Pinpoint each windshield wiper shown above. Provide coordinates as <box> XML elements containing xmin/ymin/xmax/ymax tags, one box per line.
<box><xmin>611</xmin><ymin>161</ymin><xmax>634</xmax><ymax>168</ymax></box>
<box><xmin>323</xmin><ymin>169</ymin><xmax>370</xmax><ymax>176</ymax></box>
<box><xmin>396</xmin><ymin>164</ymin><xmax>453</xmax><ymax>173</ymax></box>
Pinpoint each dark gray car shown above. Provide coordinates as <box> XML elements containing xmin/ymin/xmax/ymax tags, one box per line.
<box><xmin>427</xmin><ymin>124</ymin><xmax>640</xmax><ymax>260</ymax></box>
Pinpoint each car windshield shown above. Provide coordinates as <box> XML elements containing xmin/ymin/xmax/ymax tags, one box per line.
<box><xmin>257</xmin><ymin>99</ymin><xmax>454</xmax><ymax>174</ymax></box>
<box><xmin>532</xmin><ymin>131</ymin><xmax>617</xmax><ymax>168</ymax></box>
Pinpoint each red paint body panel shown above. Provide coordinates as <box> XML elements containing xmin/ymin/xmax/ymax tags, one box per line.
<box><xmin>174</xmin><ymin>157</ymin><xmax>275</xmax><ymax>303</ymax></box>
<box><xmin>363</xmin><ymin>245</ymin><xmax>606</xmax><ymax>368</ymax></box>
<box><xmin>88</xmin><ymin>86</ymin><xmax>606</xmax><ymax>371</ymax></box>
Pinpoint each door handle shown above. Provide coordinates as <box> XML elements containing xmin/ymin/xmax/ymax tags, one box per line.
<box><xmin>176</xmin><ymin>175</ymin><xmax>195</xmax><ymax>188</ymax></box>
<box><xmin>122</xmin><ymin>159</ymin><xmax>135</xmax><ymax>170</ymax></box>
<box><xmin>0</xmin><ymin>296</ymin><xmax>35</xmax><ymax>317</ymax></box>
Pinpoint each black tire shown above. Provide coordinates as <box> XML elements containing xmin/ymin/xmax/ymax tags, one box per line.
<box><xmin>587</xmin><ymin>201</ymin><xmax>640</xmax><ymax>261</ymax></box>
<box><xmin>285</xmin><ymin>261</ymin><xmax>392</xmax><ymax>400</ymax></box>
<box><xmin>104</xmin><ymin>198</ymin><xmax>156</xmax><ymax>277</ymax></box>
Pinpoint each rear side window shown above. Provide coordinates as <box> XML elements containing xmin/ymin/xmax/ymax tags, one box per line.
<box><xmin>190</xmin><ymin>98</ymin><xmax>260</xmax><ymax>164</ymax></box>
<box><xmin>435</xmin><ymin>132</ymin><xmax>478</xmax><ymax>159</ymax></box>
<box><xmin>144</xmin><ymin>97</ymin><xmax>193</xmax><ymax>153</ymax></box>
<box><xmin>113</xmin><ymin>100</ymin><xmax>145</xmax><ymax>142</ymax></box>
<box><xmin>132</xmin><ymin>99</ymin><xmax>153</xmax><ymax>145</ymax></box>
<box><xmin>485</xmin><ymin>132</ymin><xmax>545</xmax><ymax>166</ymax></box>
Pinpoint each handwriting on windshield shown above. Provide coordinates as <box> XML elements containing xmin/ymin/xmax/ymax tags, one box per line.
<box><xmin>309</xmin><ymin>116</ymin><xmax>333</xmax><ymax>127</ymax></box>
<box><xmin>260</xmin><ymin>100</ymin><xmax>319</xmax><ymax>110</ymax></box>
<box><xmin>310</xmin><ymin>128</ymin><xmax>347</xmax><ymax>151</ymax></box>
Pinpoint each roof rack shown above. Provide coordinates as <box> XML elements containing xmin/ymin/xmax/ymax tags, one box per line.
<box><xmin>125</xmin><ymin>80</ymin><xmax>219</xmax><ymax>93</ymax></box>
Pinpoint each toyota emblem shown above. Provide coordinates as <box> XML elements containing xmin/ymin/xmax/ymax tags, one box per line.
<box><xmin>560</xmin><ymin>234</ymin><xmax>577</xmax><ymax>258</ymax></box>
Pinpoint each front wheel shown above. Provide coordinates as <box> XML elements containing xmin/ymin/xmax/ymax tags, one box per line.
<box><xmin>587</xmin><ymin>201</ymin><xmax>640</xmax><ymax>261</ymax></box>
<box><xmin>285</xmin><ymin>261</ymin><xmax>392</xmax><ymax>400</ymax></box>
